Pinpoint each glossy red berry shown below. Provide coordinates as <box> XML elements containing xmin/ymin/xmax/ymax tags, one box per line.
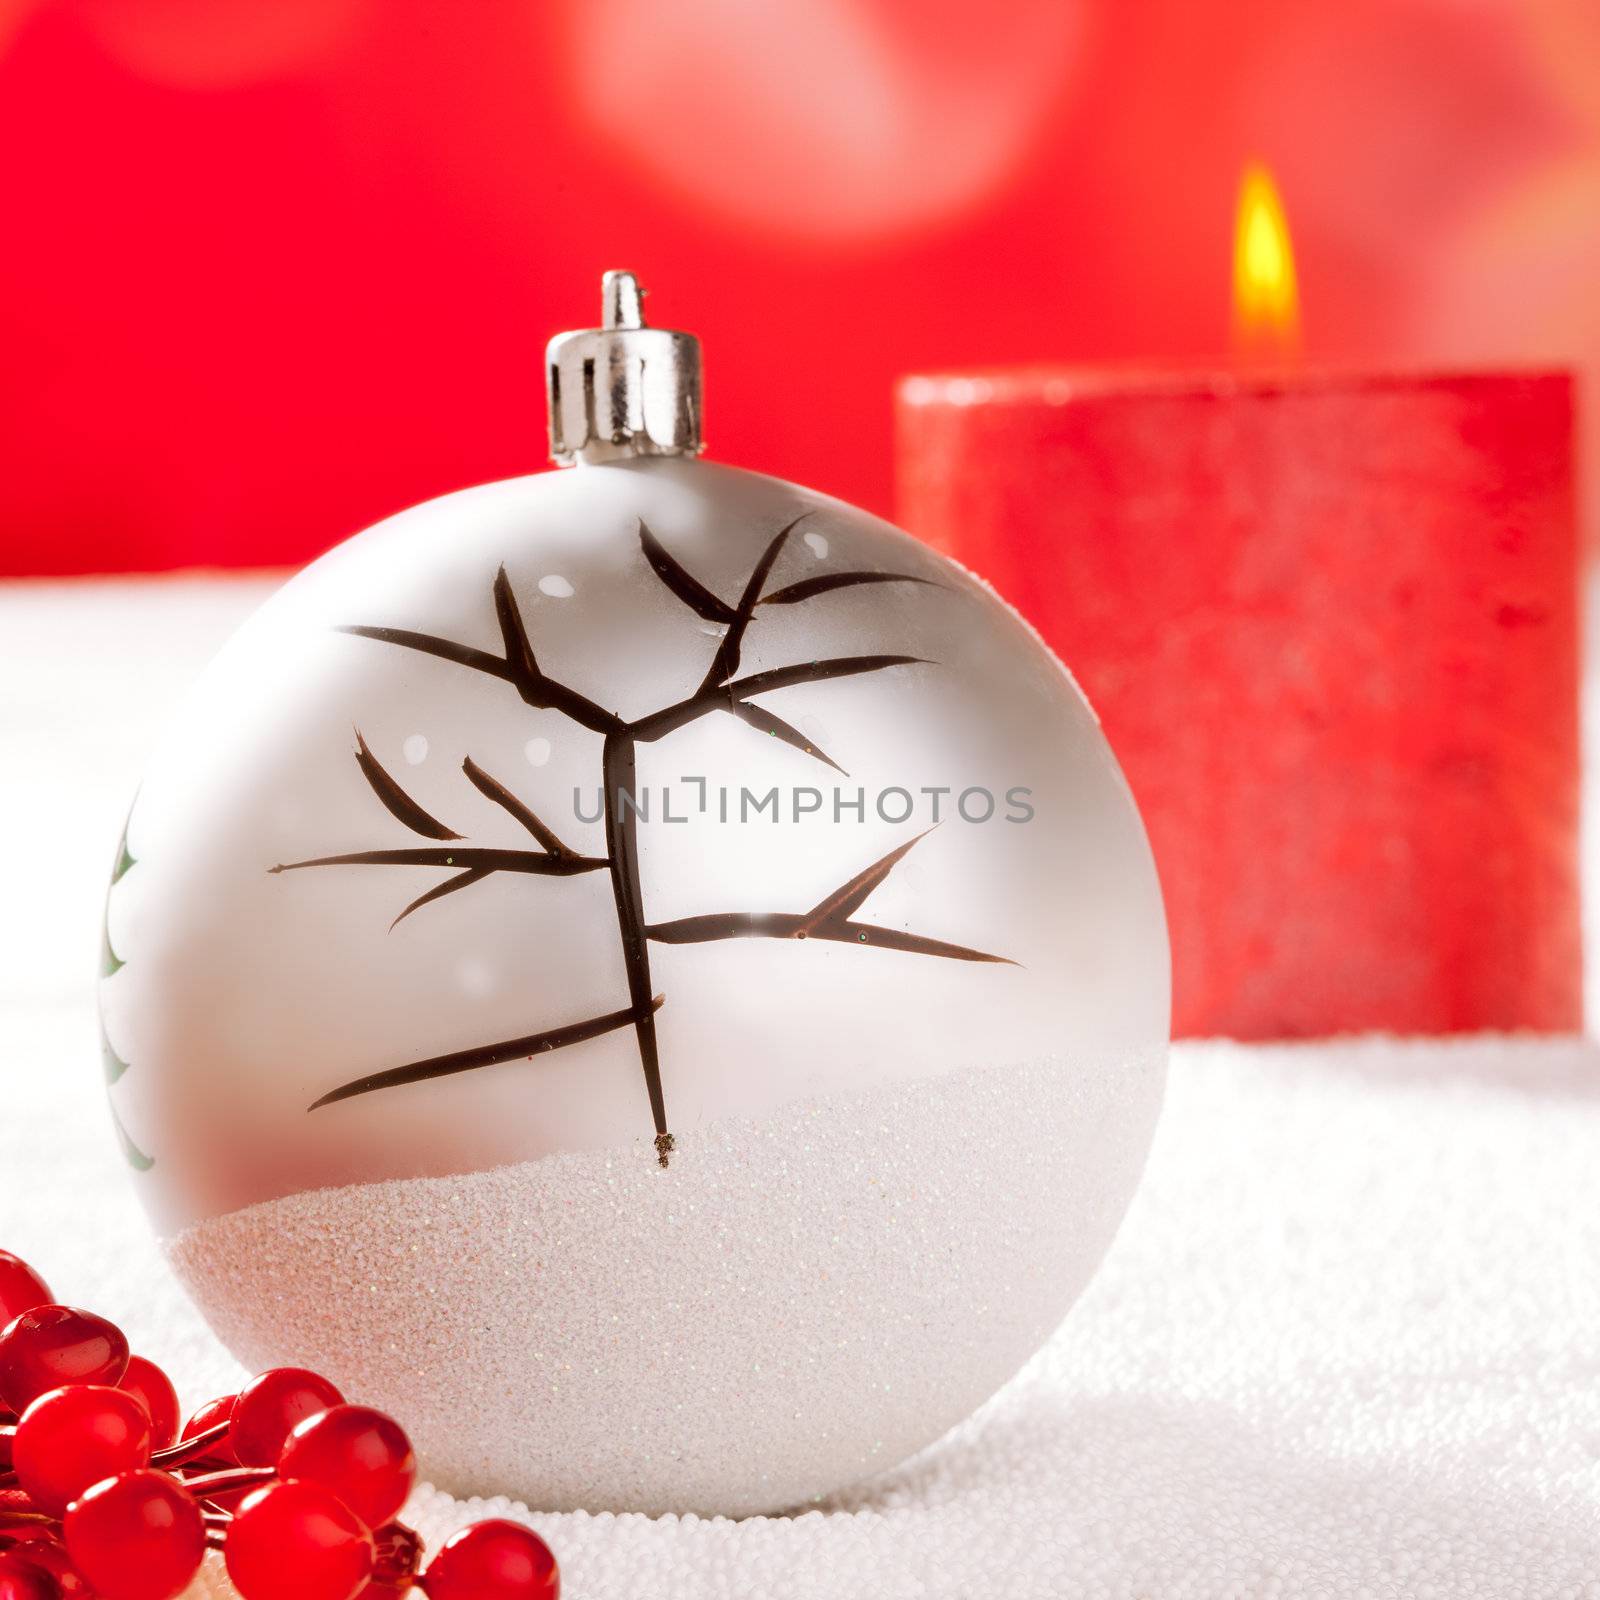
<box><xmin>279</xmin><ymin>1405</ymin><xmax>415</xmax><ymax>1529</ymax></box>
<box><xmin>64</xmin><ymin>1469</ymin><xmax>206</xmax><ymax>1600</ymax></box>
<box><xmin>0</xmin><ymin>1309</ymin><xmax>129</xmax><ymax>1413</ymax></box>
<box><xmin>180</xmin><ymin>1392</ymin><xmax>239</xmax><ymax>1463</ymax></box>
<box><xmin>0</xmin><ymin>1552</ymin><xmax>57</xmax><ymax>1600</ymax></box>
<box><xmin>118</xmin><ymin>1357</ymin><xmax>180</xmax><ymax>1451</ymax></box>
<box><xmin>231</xmin><ymin>1369</ymin><xmax>343</xmax><ymax>1468</ymax></box>
<box><xmin>13</xmin><ymin>1385</ymin><xmax>152</xmax><ymax>1515</ymax></box>
<box><xmin>5</xmin><ymin>1539</ymin><xmax>99</xmax><ymax>1599</ymax></box>
<box><xmin>421</xmin><ymin>1520</ymin><xmax>560</xmax><ymax>1600</ymax></box>
<box><xmin>175</xmin><ymin>1394</ymin><xmax>253</xmax><ymax>1509</ymax></box>
<box><xmin>225</xmin><ymin>1480</ymin><xmax>374</xmax><ymax>1600</ymax></box>
<box><xmin>0</xmin><ymin>1258</ymin><xmax>52</xmax><ymax>1331</ymax></box>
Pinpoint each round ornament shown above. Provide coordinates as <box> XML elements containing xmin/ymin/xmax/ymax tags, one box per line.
<box><xmin>98</xmin><ymin>274</ymin><xmax>1169</xmax><ymax>1515</ymax></box>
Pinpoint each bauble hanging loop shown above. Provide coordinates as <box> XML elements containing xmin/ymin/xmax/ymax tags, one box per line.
<box><xmin>546</xmin><ymin>270</ymin><xmax>703</xmax><ymax>465</ymax></box>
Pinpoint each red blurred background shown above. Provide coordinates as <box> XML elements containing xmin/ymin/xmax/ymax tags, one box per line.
<box><xmin>0</xmin><ymin>0</ymin><xmax>1594</xmax><ymax>575</ymax></box>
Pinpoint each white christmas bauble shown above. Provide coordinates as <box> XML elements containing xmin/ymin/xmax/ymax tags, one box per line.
<box><xmin>99</xmin><ymin>285</ymin><xmax>1167</xmax><ymax>1516</ymax></box>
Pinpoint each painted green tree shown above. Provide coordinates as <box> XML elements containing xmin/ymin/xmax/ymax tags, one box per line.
<box><xmin>101</xmin><ymin>817</ymin><xmax>153</xmax><ymax>1170</ymax></box>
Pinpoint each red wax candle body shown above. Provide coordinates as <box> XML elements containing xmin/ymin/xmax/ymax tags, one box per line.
<box><xmin>896</xmin><ymin>370</ymin><xmax>1579</xmax><ymax>1039</ymax></box>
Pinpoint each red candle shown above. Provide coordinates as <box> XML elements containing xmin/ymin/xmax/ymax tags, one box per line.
<box><xmin>894</xmin><ymin>171</ymin><xmax>1579</xmax><ymax>1040</ymax></box>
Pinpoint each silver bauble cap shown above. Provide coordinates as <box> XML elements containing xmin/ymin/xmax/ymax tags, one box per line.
<box><xmin>546</xmin><ymin>271</ymin><xmax>704</xmax><ymax>466</ymax></box>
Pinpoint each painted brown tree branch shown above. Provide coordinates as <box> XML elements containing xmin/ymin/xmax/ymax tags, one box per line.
<box><xmin>646</xmin><ymin>828</ymin><xmax>1017</xmax><ymax>964</ymax></box>
<box><xmin>275</xmin><ymin>515</ymin><xmax>1007</xmax><ymax>1165</ymax></box>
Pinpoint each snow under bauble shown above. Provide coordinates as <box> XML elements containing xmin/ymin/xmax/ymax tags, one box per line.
<box><xmin>97</xmin><ymin>276</ymin><xmax>1169</xmax><ymax>1516</ymax></box>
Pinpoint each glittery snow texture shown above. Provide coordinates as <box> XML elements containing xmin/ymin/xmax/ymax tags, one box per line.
<box><xmin>167</xmin><ymin>1051</ymin><xmax>1166</xmax><ymax>1516</ymax></box>
<box><xmin>156</xmin><ymin>1037</ymin><xmax>1600</xmax><ymax>1598</ymax></box>
<box><xmin>7</xmin><ymin>1013</ymin><xmax>1600</xmax><ymax>1596</ymax></box>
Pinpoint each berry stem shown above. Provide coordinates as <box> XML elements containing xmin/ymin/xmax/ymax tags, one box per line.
<box><xmin>0</xmin><ymin>1509</ymin><xmax>58</xmax><ymax>1531</ymax></box>
<box><xmin>179</xmin><ymin>1465</ymin><xmax>276</xmax><ymax>1497</ymax></box>
<box><xmin>151</xmin><ymin>1419</ymin><xmax>231</xmax><ymax>1468</ymax></box>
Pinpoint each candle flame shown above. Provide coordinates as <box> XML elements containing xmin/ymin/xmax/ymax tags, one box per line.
<box><xmin>1232</xmin><ymin>162</ymin><xmax>1300</xmax><ymax>357</ymax></box>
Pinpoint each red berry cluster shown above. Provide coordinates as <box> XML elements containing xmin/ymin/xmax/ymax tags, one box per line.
<box><xmin>0</xmin><ymin>1251</ymin><xmax>559</xmax><ymax>1600</ymax></box>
